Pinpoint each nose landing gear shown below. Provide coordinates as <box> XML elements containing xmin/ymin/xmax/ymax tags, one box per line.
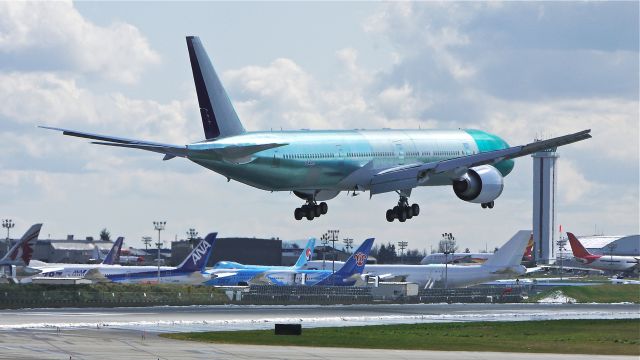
<box><xmin>386</xmin><ymin>195</ymin><xmax>420</xmax><ymax>222</ymax></box>
<box><xmin>294</xmin><ymin>201</ymin><xmax>328</xmax><ymax>221</ymax></box>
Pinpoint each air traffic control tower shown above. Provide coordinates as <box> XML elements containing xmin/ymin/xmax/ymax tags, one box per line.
<box><xmin>532</xmin><ymin>146</ymin><xmax>558</xmax><ymax>264</ymax></box>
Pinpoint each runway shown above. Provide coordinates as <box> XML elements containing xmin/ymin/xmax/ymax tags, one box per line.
<box><xmin>0</xmin><ymin>303</ymin><xmax>637</xmax><ymax>332</ymax></box>
<box><xmin>0</xmin><ymin>303</ymin><xmax>637</xmax><ymax>359</ymax></box>
<box><xmin>0</xmin><ymin>328</ymin><xmax>637</xmax><ymax>360</ymax></box>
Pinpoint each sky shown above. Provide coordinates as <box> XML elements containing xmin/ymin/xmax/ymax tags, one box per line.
<box><xmin>0</xmin><ymin>1</ymin><xmax>638</xmax><ymax>253</ymax></box>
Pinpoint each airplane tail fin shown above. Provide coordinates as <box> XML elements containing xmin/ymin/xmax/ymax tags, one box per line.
<box><xmin>175</xmin><ymin>233</ymin><xmax>217</xmax><ymax>272</ymax></box>
<box><xmin>293</xmin><ymin>238</ymin><xmax>316</xmax><ymax>269</ymax></box>
<box><xmin>186</xmin><ymin>36</ymin><xmax>245</xmax><ymax>140</ymax></box>
<box><xmin>101</xmin><ymin>237</ymin><xmax>124</xmax><ymax>265</ymax></box>
<box><xmin>483</xmin><ymin>230</ymin><xmax>531</xmax><ymax>268</ymax></box>
<box><xmin>334</xmin><ymin>238</ymin><xmax>375</xmax><ymax>277</ymax></box>
<box><xmin>0</xmin><ymin>223</ymin><xmax>42</xmax><ymax>266</ymax></box>
<box><xmin>523</xmin><ymin>234</ymin><xmax>534</xmax><ymax>261</ymax></box>
<box><xmin>567</xmin><ymin>232</ymin><xmax>591</xmax><ymax>258</ymax></box>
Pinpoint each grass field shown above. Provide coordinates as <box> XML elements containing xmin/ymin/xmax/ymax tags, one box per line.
<box><xmin>529</xmin><ymin>284</ymin><xmax>640</xmax><ymax>303</ymax></box>
<box><xmin>162</xmin><ymin>319</ymin><xmax>640</xmax><ymax>355</ymax></box>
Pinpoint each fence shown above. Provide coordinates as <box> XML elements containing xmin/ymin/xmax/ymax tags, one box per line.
<box><xmin>0</xmin><ymin>284</ymin><xmax>228</xmax><ymax>309</ymax></box>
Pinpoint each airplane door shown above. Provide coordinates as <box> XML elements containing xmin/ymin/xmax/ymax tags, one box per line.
<box><xmin>335</xmin><ymin>145</ymin><xmax>345</xmax><ymax>167</ymax></box>
<box><xmin>395</xmin><ymin>143</ymin><xmax>405</xmax><ymax>165</ymax></box>
<box><xmin>271</xmin><ymin>150</ymin><xmax>281</xmax><ymax>168</ymax></box>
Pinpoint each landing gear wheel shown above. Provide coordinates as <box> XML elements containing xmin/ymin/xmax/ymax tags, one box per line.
<box><xmin>397</xmin><ymin>208</ymin><xmax>407</xmax><ymax>222</ymax></box>
<box><xmin>314</xmin><ymin>205</ymin><xmax>322</xmax><ymax>217</ymax></box>
<box><xmin>411</xmin><ymin>204</ymin><xmax>420</xmax><ymax>216</ymax></box>
<box><xmin>481</xmin><ymin>203</ymin><xmax>487</xmax><ymax>209</ymax></box>
<box><xmin>487</xmin><ymin>201</ymin><xmax>494</xmax><ymax>209</ymax></box>
<box><xmin>406</xmin><ymin>209</ymin><xmax>414</xmax><ymax>219</ymax></box>
<box><xmin>306</xmin><ymin>211</ymin><xmax>315</xmax><ymax>220</ymax></box>
<box><xmin>386</xmin><ymin>209</ymin><xmax>395</xmax><ymax>222</ymax></box>
<box><xmin>294</xmin><ymin>208</ymin><xmax>303</xmax><ymax>220</ymax></box>
<box><xmin>319</xmin><ymin>202</ymin><xmax>328</xmax><ymax>214</ymax></box>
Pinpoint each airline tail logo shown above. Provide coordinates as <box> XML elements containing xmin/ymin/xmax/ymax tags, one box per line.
<box><xmin>305</xmin><ymin>248</ymin><xmax>312</xmax><ymax>261</ymax></box>
<box><xmin>354</xmin><ymin>252</ymin><xmax>367</xmax><ymax>267</ymax></box>
<box><xmin>191</xmin><ymin>240</ymin><xmax>212</xmax><ymax>265</ymax></box>
<box><xmin>9</xmin><ymin>232</ymin><xmax>37</xmax><ymax>264</ymax></box>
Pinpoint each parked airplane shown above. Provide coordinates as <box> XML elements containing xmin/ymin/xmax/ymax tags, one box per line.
<box><xmin>26</xmin><ymin>236</ymin><xmax>124</xmax><ymax>280</ymax></box>
<box><xmin>41</xmin><ymin>36</ymin><xmax>591</xmax><ymax>222</ymax></box>
<box><xmin>212</xmin><ymin>238</ymin><xmax>315</xmax><ymax>270</ymax></box>
<box><xmin>567</xmin><ymin>232</ymin><xmax>638</xmax><ymax>273</ymax></box>
<box><xmin>99</xmin><ymin>236</ymin><xmax>124</xmax><ymax>265</ymax></box>
<box><xmin>0</xmin><ymin>224</ymin><xmax>42</xmax><ymax>266</ymax></box>
<box><xmin>205</xmin><ymin>238</ymin><xmax>374</xmax><ymax>286</ymax></box>
<box><xmin>97</xmin><ymin>233</ymin><xmax>217</xmax><ymax>284</ymax></box>
<box><xmin>306</xmin><ymin>231</ymin><xmax>531</xmax><ymax>288</ymax></box>
<box><xmin>420</xmin><ymin>235</ymin><xmax>534</xmax><ymax>265</ymax></box>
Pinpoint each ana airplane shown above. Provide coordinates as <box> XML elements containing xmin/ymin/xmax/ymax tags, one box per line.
<box><xmin>205</xmin><ymin>238</ymin><xmax>374</xmax><ymax>286</ymax></box>
<box><xmin>212</xmin><ymin>238</ymin><xmax>315</xmax><ymax>271</ymax></box>
<box><xmin>567</xmin><ymin>232</ymin><xmax>638</xmax><ymax>273</ymax></box>
<box><xmin>98</xmin><ymin>233</ymin><xmax>217</xmax><ymax>284</ymax></box>
<box><xmin>41</xmin><ymin>36</ymin><xmax>592</xmax><ymax>222</ymax></box>
<box><xmin>26</xmin><ymin>236</ymin><xmax>125</xmax><ymax>280</ymax></box>
<box><xmin>306</xmin><ymin>231</ymin><xmax>531</xmax><ymax>288</ymax></box>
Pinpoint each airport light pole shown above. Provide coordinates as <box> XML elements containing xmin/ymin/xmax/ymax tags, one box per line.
<box><xmin>442</xmin><ymin>233</ymin><xmax>454</xmax><ymax>289</ymax></box>
<box><xmin>398</xmin><ymin>241</ymin><xmax>408</xmax><ymax>264</ymax></box>
<box><xmin>606</xmin><ymin>243</ymin><xmax>617</xmax><ymax>264</ymax></box>
<box><xmin>186</xmin><ymin>228</ymin><xmax>198</xmax><ymax>248</ymax></box>
<box><xmin>2</xmin><ymin>219</ymin><xmax>14</xmax><ymax>255</ymax></box>
<box><xmin>320</xmin><ymin>233</ymin><xmax>329</xmax><ymax>270</ymax></box>
<box><xmin>327</xmin><ymin>229</ymin><xmax>339</xmax><ymax>285</ymax></box>
<box><xmin>142</xmin><ymin>236</ymin><xmax>152</xmax><ymax>252</ymax></box>
<box><xmin>556</xmin><ymin>237</ymin><xmax>567</xmax><ymax>281</ymax></box>
<box><xmin>343</xmin><ymin>238</ymin><xmax>353</xmax><ymax>254</ymax></box>
<box><xmin>153</xmin><ymin>221</ymin><xmax>166</xmax><ymax>284</ymax></box>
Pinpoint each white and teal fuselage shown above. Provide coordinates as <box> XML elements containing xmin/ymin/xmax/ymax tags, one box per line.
<box><xmin>187</xmin><ymin>129</ymin><xmax>514</xmax><ymax>194</ymax></box>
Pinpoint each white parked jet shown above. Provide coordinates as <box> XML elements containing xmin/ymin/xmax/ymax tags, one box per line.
<box><xmin>568</xmin><ymin>232</ymin><xmax>638</xmax><ymax>273</ymax></box>
<box><xmin>306</xmin><ymin>230</ymin><xmax>531</xmax><ymax>288</ymax></box>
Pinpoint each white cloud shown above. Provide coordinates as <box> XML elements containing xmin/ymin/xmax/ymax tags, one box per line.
<box><xmin>0</xmin><ymin>1</ymin><xmax>160</xmax><ymax>83</ymax></box>
<box><xmin>0</xmin><ymin>72</ymin><xmax>194</xmax><ymax>144</ymax></box>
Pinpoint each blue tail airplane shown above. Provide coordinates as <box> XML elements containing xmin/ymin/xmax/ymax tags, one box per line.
<box><xmin>41</xmin><ymin>36</ymin><xmax>591</xmax><ymax>222</ymax></box>
<box><xmin>98</xmin><ymin>233</ymin><xmax>217</xmax><ymax>284</ymax></box>
<box><xmin>204</xmin><ymin>238</ymin><xmax>374</xmax><ymax>286</ymax></box>
<box><xmin>211</xmin><ymin>238</ymin><xmax>315</xmax><ymax>271</ymax></box>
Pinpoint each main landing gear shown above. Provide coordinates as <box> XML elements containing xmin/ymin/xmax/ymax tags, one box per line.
<box><xmin>481</xmin><ymin>201</ymin><xmax>494</xmax><ymax>209</ymax></box>
<box><xmin>294</xmin><ymin>200</ymin><xmax>328</xmax><ymax>221</ymax></box>
<box><xmin>386</xmin><ymin>195</ymin><xmax>420</xmax><ymax>223</ymax></box>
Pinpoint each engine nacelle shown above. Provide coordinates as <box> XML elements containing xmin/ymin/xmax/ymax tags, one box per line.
<box><xmin>452</xmin><ymin>165</ymin><xmax>504</xmax><ymax>204</ymax></box>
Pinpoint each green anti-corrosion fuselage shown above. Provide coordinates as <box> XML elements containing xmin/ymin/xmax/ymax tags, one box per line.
<box><xmin>187</xmin><ymin>128</ymin><xmax>514</xmax><ymax>192</ymax></box>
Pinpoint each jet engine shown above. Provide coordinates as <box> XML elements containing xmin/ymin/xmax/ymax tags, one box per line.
<box><xmin>452</xmin><ymin>165</ymin><xmax>504</xmax><ymax>204</ymax></box>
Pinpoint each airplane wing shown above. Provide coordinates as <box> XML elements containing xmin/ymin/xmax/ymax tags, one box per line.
<box><xmin>370</xmin><ymin>129</ymin><xmax>591</xmax><ymax>195</ymax></box>
<box><xmin>40</xmin><ymin>126</ymin><xmax>287</xmax><ymax>162</ymax></box>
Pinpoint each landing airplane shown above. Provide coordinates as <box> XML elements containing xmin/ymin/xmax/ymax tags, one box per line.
<box><xmin>306</xmin><ymin>231</ymin><xmax>531</xmax><ymax>288</ymax></box>
<box><xmin>41</xmin><ymin>36</ymin><xmax>592</xmax><ymax>222</ymax></box>
<box><xmin>567</xmin><ymin>232</ymin><xmax>638</xmax><ymax>273</ymax></box>
<box><xmin>205</xmin><ymin>238</ymin><xmax>374</xmax><ymax>286</ymax></box>
<box><xmin>212</xmin><ymin>238</ymin><xmax>315</xmax><ymax>271</ymax></box>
